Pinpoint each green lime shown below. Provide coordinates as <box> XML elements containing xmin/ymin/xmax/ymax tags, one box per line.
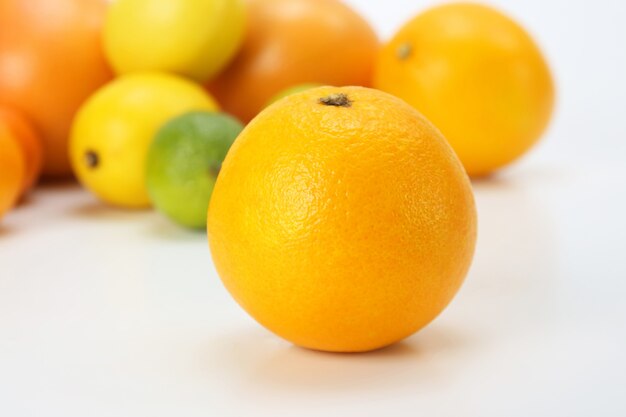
<box><xmin>146</xmin><ymin>111</ymin><xmax>243</xmax><ymax>229</ymax></box>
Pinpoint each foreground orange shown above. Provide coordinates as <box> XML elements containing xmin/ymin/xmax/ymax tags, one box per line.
<box><xmin>208</xmin><ymin>0</ymin><xmax>379</xmax><ymax>123</ymax></box>
<box><xmin>0</xmin><ymin>107</ymin><xmax>43</xmax><ymax>193</ymax></box>
<box><xmin>208</xmin><ymin>87</ymin><xmax>477</xmax><ymax>352</ymax></box>
<box><xmin>0</xmin><ymin>0</ymin><xmax>113</xmax><ymax>177</ymax></box>
<box><xmin>0</xmin><ymin>125</ymin><xmax>24</xmax><ymax>220</ymax></box>
<box><xmin>374</xmin><ymin>3</ymin><xmax>555</xmax><ymax>176</ymax></box>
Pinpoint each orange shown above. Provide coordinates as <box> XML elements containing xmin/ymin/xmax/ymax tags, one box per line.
<box><xmin>0</xmin><ymin>107</ymin><xmax>43</xmax><ymax>193</ymax></box>
<box><xmin>0</xmin><ymin>125</ymin><xmax>25</xmax><ymax>220</ymax></box>
<box><xmin>0</xmin><ymin>0</ymin><xmax>113</xmax><ymax>177</ymax></box>
<box><xmin>208</xmin><ymin>86</ymin><xmax>477</xmax><ymax>352</ymax></box>
<box><xmin>374</xmin><ymin>3</ymin><xmax>555</xmax><ymax>176</ymax></box>
<box><xmin>208</xmin><ymin>0</ymin><xmax>379</xmax><ymax>123</ymax></box>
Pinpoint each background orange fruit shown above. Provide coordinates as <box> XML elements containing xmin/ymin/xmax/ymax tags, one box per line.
<box><xmin>208</xmin><ymin>0</ymin><xmax>379</xmax><ymax>123</ymax></box>
<box><xmin>0</xmin><ymin>107</ymin><xmax>43</xmax><ymax>193</ymax></box>
<box><xmin>374</xmin><ymin>3</ymin><xmax>555</xmax><ymax>176</ymax></box>
<box><xmin>0</xmin><ymin>125</ymin><xmax>25</xmax><ymax>220</ymax></box>
<box><xmin>0</xmin><ymin>0</ymin><xmax>113</xmax><ymax>177</ymax></box>
<box><xmin>208</xmin><ymin>86</ymin><xmax>477</xmax><ymax>352</ymax></box>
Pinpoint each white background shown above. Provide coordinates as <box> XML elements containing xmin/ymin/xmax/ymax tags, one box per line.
<box><xmin>2</xmin><ymin>1</ymin><xmax>626</xmax><ymax>416</ymax></box>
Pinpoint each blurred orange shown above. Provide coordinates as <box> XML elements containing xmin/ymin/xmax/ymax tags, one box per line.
<box><xmin>0</xmin><ymin>0</ymin><xmax>113</xmax><ymax>178</ymax></box>
<box><xmin>0</xmin><ymin>125</ymin><xmax>25</xmax><ymax>221</ymax></box>
<box><xmin>208</xmin><ymin>0</ymin><xmax>379</xmax><ymax>123</ymax></box>
<box><xmin>0</xmin><ymin>107</ymin><xmax>43</xmax><ymax>193</ymax></box>
<box><xmin>374</xmin><ymin>3</ymin><xmax>554</xmax><ymax>176</ymax></box>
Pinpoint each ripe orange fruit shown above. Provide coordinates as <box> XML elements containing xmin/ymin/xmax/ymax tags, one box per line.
<box><xmin>0</xmin><ymin>107</ymin><xmax>43</xmax><ymax>193</ymax></box>
<box><xmin>0</xmin><ymin>125</ymin><xmax>25</xmax><ymax>220</ymax></box>
<box><xmin>208</xmin><ymin>86</ymin><xmax>477</xmax><ymax>352</ymax></box>
<box><xmin>374</xmin><ymin>3</ymin><xmax>555</xmax><ymax>176</ymax></box>
<box><xmin>208</xmin><ymin>0</ymin><xmax>379</xmax><ymax>123</ymax></box>
<box><xmin>0</xmin><ymin>0</ymin><xmax>113</xmax><ymax>177</ymax></box>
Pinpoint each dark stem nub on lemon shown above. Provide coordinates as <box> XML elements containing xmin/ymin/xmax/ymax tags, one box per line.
<box><xmin>318</xmin><ymin>93</ymin><xmax>352</xmax><ymax>108</ymax></box>
<box><xmin>84</xmin><ymin>150</ymin><xmax>99</xmax><ymax>169</ymax></box>
<box><xmin>397</xmin><ymin>42</ymin><xmax>412</xmax><ymax>60</ymax></box>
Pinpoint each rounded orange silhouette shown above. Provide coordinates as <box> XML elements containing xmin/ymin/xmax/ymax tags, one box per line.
<box><xmin>208</xmin><ymin>86</ymin><xmax>477</xmax><ymax>352</ymax></box>
<box><xmin>0</xmin><ymin>0</ymin><xmax>113</xmax><ymax>177</ymax></box>
<box><xmin>375</xmin><ymin>3</ymin><xmax>554</xmax><ymax>176</ymax></box>
<box><xmin>0</xmin><ymin>107</ymin><xmax>43</xmax><ymax>193</ymax></box>
<box><xmin>208</xmin><ymin>0</ymin><xmax>379</xmax><ymax>123</ymax></box>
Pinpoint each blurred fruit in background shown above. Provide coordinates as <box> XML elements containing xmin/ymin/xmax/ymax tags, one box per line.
<box><xmin>0</xmin><ymin>108</ymin><xmax>43</xmax><ymax>193</ymax></box>
<box><xmin>104</xmin><ymin>0</ymin><xmax>246</xmax><ymax>82</ymax></box>
<box><xmin>0</xmin><ymin>125</ymin><xmax>25</xmax><ymax>220</ymax></box>
<box><xmin>265</xmin><ymin>83</ymin><xmax>323</xmax><ymax>107</ymax></box>
<box><xmin>208</xmin><ymin>86</ymin><xmax>477</xmax><ymax>352</ymax></box>
<box><xmin>0</xmin><ymin>0</ymin><xmax>113</xmax><ymax>178</ymax></box>
<box><xmin>374</xmin><ymin>3</ymin><xmax>554</xmax><ymax>177</ymax></box>
<box><xmin>146</xmin><ymin>112</ymin><xmax>243</xmax><ymax>229</ymax></box>
<box><xmin>70</xmin><ymin>73</ymin><xmax>219</xmax><ymax>209</ymax></box>
<box><xmin>208</xmin><ymin>0</ymin><xmax>379</xmax><ymax>123</ymax></box>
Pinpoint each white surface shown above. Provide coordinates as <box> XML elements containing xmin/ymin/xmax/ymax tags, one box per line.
<box><xmin>2</xmin><ymin>1</ymin><xmax>626</xmax><ymax>416</ymax></box>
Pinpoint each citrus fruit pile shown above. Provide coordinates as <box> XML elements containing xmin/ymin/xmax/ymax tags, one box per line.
<box><xmin>0</xmin><ymin>0</ymin><xmax>554</xmax><ymax>352</ymax></box>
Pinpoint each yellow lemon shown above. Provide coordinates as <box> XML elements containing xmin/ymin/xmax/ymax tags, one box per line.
<box><xmin>70</xmin><ymin>72</ymin><xmax>218</xmax><ymax>208</ymax></box>
<box><xmin>104</xmin><ymin>0</ymin><xmax>246</xmax><ymax>82</ymax></box>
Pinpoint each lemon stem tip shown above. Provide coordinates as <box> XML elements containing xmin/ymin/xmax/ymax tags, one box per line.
<box><xmin>84</xmin><ymin>150</ymin><xmax>99</xmax><ymax>169</ymax></box>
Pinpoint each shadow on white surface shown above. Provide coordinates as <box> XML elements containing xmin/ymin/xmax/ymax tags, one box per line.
<box><xmin>0</xmin><ymin>223</ymin><xmax>15</xmax><ymax>237</ymax></box>
<box><xmin>254</xmin><ymin>333</ymin><xmax>468</xmax><ymax>390</ymax></box>
<box><xmin>144</xmin><ymin>216</ymin><xmax>207</xmax><ymax>242</ymax></box>
<box><xmin>465</xmin><ymin>168</ymin><xmax>560</xmax><ymax>336</ymax></box>
<box><xmin>34</xmin><ymin>179</ymin><xmax>80</xmax><ymax>196</ymax></box>
<box><xmin>16</xmin><ymin>191</ymin><xmax>38</xmax><ymax>208</ymax></box>
<box><xmin>204</xmin><ymin>321</ymin><xmax>476</xmax><ymax>397</ymax></box>
<box><xmin>72</xmin><ymin>201</ymin><xmax>148</xmax><ymax>221</ymax></box>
